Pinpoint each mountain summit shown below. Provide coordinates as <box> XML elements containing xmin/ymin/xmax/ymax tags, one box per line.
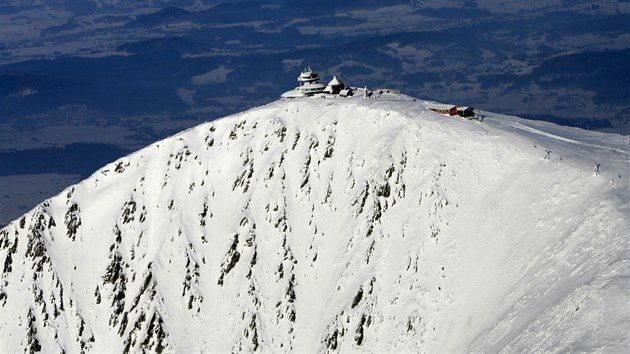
<box><xmin>1</xmin><ymin>94</ymin><xmax>629</xmax><ymax>352</ymax></box>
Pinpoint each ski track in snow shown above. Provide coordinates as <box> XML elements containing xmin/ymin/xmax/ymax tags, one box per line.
<box><xmin>0</xmin><ymin>94</ymin><xmax>629</xmax><ymax>353</ymax></box>
<box><xmin>499</xmin><ymin>120</ymin><xmax>630</xmax><ymax>156</ymax></box>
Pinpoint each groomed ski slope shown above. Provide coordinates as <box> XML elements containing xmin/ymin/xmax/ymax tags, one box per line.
<box><xmin>1</xmin><ymin>93</ymin><xmax>629</xmax><ymax>353</ymax></box>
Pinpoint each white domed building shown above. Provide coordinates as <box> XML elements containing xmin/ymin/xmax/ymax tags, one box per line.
<box><xmin>323</xmin><ymin>76</ymin><xmax>345</xmax><ymax>94</ymax></box>
<box><xmin>281</xmin><ymin>67</ymin><xmax>352</xmax><ymax>98</ymax></box>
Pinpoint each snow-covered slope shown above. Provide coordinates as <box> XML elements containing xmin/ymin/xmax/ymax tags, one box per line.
<box><xmin>1</xmin><ymin>94</ymin><xmax>629</xmax><ymax>353</ymax></box>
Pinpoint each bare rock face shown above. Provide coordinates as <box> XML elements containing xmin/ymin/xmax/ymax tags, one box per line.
<box><xmin>1</xmin><ymin>96</ymin><xmax>629</xmax><ymax>353</ymax></box>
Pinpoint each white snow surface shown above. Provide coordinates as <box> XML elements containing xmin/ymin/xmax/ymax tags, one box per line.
<box><xmin>1</xmin><ymin>94</ymin><xmax>629</xmax><ymax>353</ymax></box>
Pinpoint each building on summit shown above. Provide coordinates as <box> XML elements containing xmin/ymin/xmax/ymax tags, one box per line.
<box><xmin>282</xmin><ymin>67</ymin><xmax>353</xmax><ymax>98</ymax></box>
<box><xmin>430</xmin><ymin>105</ymin><xmax>477</xmax><ymax>119</ymax></box>
<box><xmin>323</xmin><ymin>76</ymin><xmax>345</xmax><ymax>94</ymax></box>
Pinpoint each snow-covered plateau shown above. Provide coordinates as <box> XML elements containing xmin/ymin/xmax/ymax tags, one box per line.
<box><xmin>1</xmin><ymin>94</ymin><xmax>629</xmax><ymax>353</ymax></box>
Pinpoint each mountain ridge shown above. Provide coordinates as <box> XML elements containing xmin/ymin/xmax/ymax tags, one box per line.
<box><xmin>1</xmin><ymin>95</ymin><xmax>629</xmax><ymax>352</ymax></box>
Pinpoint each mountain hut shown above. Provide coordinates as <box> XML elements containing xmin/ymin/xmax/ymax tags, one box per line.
<box><xmin>430</xmin><ymin>106</ymin><xmax>458</xmax><ymax>116</ymax></box>
<box><xmin>457</xmin><ymin>107</ymin><xmax>475</xmax><ymax>118</ymax></box>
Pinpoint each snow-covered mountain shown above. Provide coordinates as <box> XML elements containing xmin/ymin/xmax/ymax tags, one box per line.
<box><xmin>1</xmin><ymin>94</ymin><xmax>629</xmax><ymax>353</ymax></box>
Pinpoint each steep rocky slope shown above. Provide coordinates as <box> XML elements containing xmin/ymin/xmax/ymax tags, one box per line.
<box><xmin>1</xmin><ymin>95</ymin><xmax>629</xmax><ymax>352</ymax></box>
